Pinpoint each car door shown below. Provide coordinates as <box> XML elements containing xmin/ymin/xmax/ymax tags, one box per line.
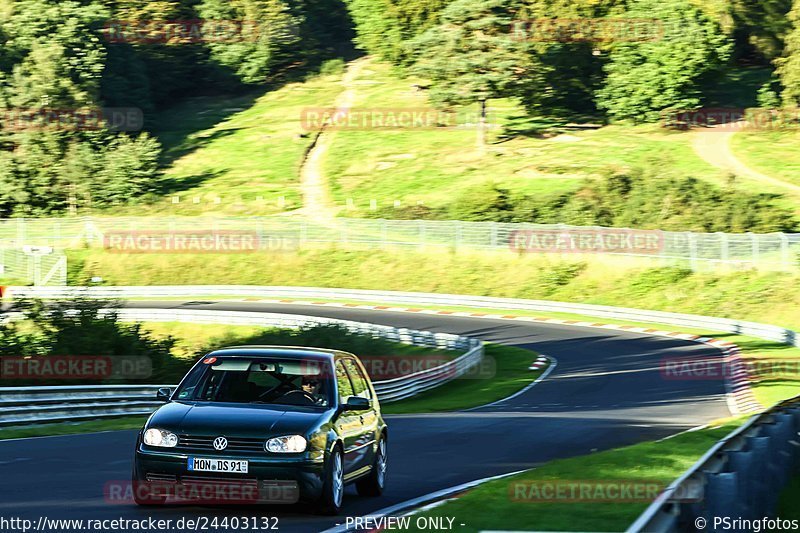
<box><xmin>334</xmin><ymin>359</ymin><xmax>361</xmax><ymax>475</ymax></box>
<box><xmin>343</xmin><ymin>358</ymin><xmax>379</xmax><ymax>473</ymax></box>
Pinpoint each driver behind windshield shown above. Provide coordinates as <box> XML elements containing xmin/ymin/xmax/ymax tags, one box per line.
<box><xmin>177</xmin><ymin>358</ymin><xmax>331</xmax><ymax>407</ymax></box>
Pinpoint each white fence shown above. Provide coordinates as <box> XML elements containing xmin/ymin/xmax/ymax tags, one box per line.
<box><xmin>0</xmin><ymin>308</ymin><xmax>483</xmax><ymax>426</ymax></box>
<box><xmin>0</xmin><ymin>248</ymin><xmax>67</xmax><ymax>285</ymax></box>
<box><xmin>9</xmin><ymin>285</ymin><xmax>800</xmax><ymax>348</ymax></box>
<box><xmin>1</xmin><ymin>216</ymin><xmax>798</xmax><ymax>270</ymax></box>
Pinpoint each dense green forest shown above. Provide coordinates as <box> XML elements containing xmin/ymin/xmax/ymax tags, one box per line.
<box><xmin>1</xmin><ymin>0</ymin><xmax>799</xmax><ymax>223</ymax></box>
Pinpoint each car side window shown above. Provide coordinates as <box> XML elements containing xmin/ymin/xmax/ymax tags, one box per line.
<box><xmin>343</xmin><ymin>359</ymin><xmax>372</xmax><ymax>400</ymax></box>
<box><xmin>335</xmin><ymin>360</ymin><xmax>355</xmax><ymax>403</ymax></box>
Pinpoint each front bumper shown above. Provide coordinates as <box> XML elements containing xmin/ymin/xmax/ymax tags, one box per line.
<box><xmin>134</xmin><ymin>445</ymin><xmax>326</xmax><ymax>504</ymax></box>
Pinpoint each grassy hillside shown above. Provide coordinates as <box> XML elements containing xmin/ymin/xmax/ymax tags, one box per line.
<box><xmin>85</xmin><ymin>58</ymin><xmax>800</xmax><ymax>219</ymax></box>
<box><xmin>102</xmin><ymin>73</ymin><xmax>345</xmax><ymax>216</ymax></box>
<box><xmin>731</xmin><ymin>131</ymin><xmax>800</xmax><ymax>188</ymax></box>
<box><xmin>323</xmin><ymin>61</ymin><xmax>731</xmax><ymax>214</ymax></box>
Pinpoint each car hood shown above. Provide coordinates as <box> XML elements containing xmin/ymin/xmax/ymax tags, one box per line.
<box><xmin>149</xmin><ymin>401</ymin><xmax>328</xmax><ymax>438</ymax></box>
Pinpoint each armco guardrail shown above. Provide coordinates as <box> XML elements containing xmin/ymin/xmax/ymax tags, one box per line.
<box><xmin>0</xmin><ymin>385</ymin><xmax>171</xmax><ymax>427</ymax></box>
<box><xmin>628</xmin><ymin>394</ymin><xmax>800</xmax><ymax>532</ymax></box>
<box><xmin>8</xmin><ymin>285</ymin><xmax>800</xmax><ymax>348</ymax></box>
<box><xmin>0</xmin><ymin>309</ymin><xmax>483</xmax><ymax>426</ymax></box>
<box><xmin>1</xmin><ymin>216</ymin><xmax>798</xmax><ymax>270</ymax></box>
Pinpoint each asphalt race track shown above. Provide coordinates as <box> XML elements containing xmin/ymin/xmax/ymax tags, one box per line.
<box><xmin>0</xmin><ymin>301</ymin><xmax>732</xmax><ymax>532</ymax></box>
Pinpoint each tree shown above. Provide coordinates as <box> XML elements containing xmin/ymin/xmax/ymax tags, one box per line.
<box><xmin>345</xmin><ymin>0</ymin><xmax>447</xmax><ymax>62</ymax></box>
<box><xmin>409</xmin><ymin>0</ymin><xmax>544</xmax><ymax>150</ymax></box>
<box><xmin>596</xmin><ymin>0</ymin><xmax>733</xmax><ymax>122</ymax></box>
<box><xmin>776</xmin><ymin>0</ymin><xmax>800</xmax><ymax>106</ymax></box>
<box><xmin>198</xmin><ymin>0</ymin><xmax>303</xmax><ymax>84</ymax></box>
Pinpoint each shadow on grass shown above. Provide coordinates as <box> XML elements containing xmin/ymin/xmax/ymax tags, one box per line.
<box><xmin>495</xmin><ymin>114</ymin><xmax>605</xmax><ymax>143</ymax></box>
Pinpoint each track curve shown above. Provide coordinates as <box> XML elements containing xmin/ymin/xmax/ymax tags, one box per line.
<box><xmin>0</xmin><ymin>301</ymin><xmax>731</xmax><ymax>532</ymax></box>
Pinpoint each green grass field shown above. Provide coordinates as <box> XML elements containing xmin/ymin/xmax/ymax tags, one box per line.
<box><xmin>68</xmin><ymin>247</ymin><xmax>800</xmax><ymax>332</ymax></box>
<box><xmin>324</xmin><ymin>61</ymin><xmax>735</xmax><ymax>214</ymax></box>
<box><xmin>56</xmin><ymin>57</ymin><xmax>795</xmax><ymax>218</ymax></box>
<box><xmin>407</xmin><ymin>421</ymin><xmax>741</xmax><ymax>532</ymax></box>
<box><xmin>0</xmin><ymin>416</ymin><xmax>150</xmax><ymax>441</ymax></box>
<box><xmin>101</xmin><ymin>73</ymin><xmax>345</xmax><ymax>216</ymax></box>
<box><xmin>730</xmin><ymin>131</ymin><xmax>800</xmax><ymax>188</ymax></box>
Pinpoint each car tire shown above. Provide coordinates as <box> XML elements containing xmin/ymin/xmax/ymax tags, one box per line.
<box><xmin>356</xmin><ymin>435</ymin><xmax>386</xmax><ymax>497</ymax></box>
<box><xmin>132</xmin><ymin>460</ymin><xmax>167</xmax><ymax>506</ymax></box>
<box><xmin>317</xmin><ymin>444</ymin><xmax>344</xmax><ymax>515</ymax></box>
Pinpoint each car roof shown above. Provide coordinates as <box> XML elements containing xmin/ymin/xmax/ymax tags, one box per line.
<box><xmin>206</xmin><ymin>345</ymin><xmax>353</xmax><ymax>361</ymax></box>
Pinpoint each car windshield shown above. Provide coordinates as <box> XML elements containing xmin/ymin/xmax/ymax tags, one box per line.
<box><xmin>175</xmin><ymin>356</ymin><xmax>333</xmax><ymax>407</ymax></box>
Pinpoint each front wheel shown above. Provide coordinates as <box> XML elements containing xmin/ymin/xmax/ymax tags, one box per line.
<box><xmin>356</xmin><ymin>436</ymin><xmax>386</xmax><ymax>497</ymax></box>
<box><xmin>316</xmin><ymin>445</ymin><xmax>344</xmax><ymax>515</ymax></box>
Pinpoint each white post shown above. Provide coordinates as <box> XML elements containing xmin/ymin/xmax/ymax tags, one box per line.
<box><xmin>16</xmin><ymin>218</ymin><xmax>25</xmax><ymax>247</ymax></box>
<box><xmin>749</xmin><ymin>233</ymin><xmax>759</xmax><ymax>265</ymax></box>
<box><xmin>719</xmin><ymin>232</ymin><xmax>729</xmax><ymax>264</ymax></box>
<box><xmin>688</xmin><ymin>232</ymin><xmax>697</xmax><ymax>271</ymax></box>
<box><xmin>780</xmin><ymin>233</ymin><xmax>790</xmax><ymax>270</ymax></box>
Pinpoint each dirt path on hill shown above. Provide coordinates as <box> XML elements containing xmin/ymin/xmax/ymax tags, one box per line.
<box><xmin>298</xmin><ymin>57</ymin><xmax>371</xmax><ymax>221</ymax></box>
<box><xmin>690</xmin><ymin>122</ymin><xmax>800</xmax><ymax>195</ymax></box>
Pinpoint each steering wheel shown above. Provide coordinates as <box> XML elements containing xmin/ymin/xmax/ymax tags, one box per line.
<box><xmin>258</xmin><ymin>382</ymin><xmax>292</xmax><ymax>401</ymax></box>
<box><xmin>277</xmin><ymin>389</ymin><xmax>317</xmax><ymax>405</ymax></box>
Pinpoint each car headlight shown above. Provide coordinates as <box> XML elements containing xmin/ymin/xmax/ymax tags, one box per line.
<box><xmin>143</xmin><ymin>428</ymin><xmax>178</xmax><ymax>448</ymax></box>
<box><xmin>265</xmin><ymin>435</ymin><xmax>307</xmax><ymax>453</ymax></box>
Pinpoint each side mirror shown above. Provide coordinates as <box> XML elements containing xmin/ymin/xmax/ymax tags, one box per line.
<box><xmin>343</xmin><ymin>396</ymin><xmax>371</xmax><ymax>411</ymax></box>
<box><xmin>156</xmin><ymin>387</ymin><xmax>173</xmax><ymax>402</ymax></box>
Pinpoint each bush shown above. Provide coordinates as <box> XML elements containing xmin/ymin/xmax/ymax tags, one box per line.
<box><xmin>197</xmin><ymin>323</ymin><xmax>416</xmax><ymax>357</ymax></box>
<box><xmin>629</xmin><ymin>267</ymin><xmax>694</xmax><ymax>295</ymax></box>
<box><xmin>0</xmin><ymin>297</ymin><xmax>178</xmax><ymax>385</ymax></box>
<box><xmin>319</xmin><ymin>58</ymin><xmax>346</xmax><ymax>76</ymax></box>
<box><xmin>395</xmin><ymin>170</ymin><xmax>798</xmax><ymax>233</ymax></box>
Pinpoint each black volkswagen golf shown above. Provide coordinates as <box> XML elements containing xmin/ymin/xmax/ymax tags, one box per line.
<box><xmin>132</xmin><ymin>346</ymin><xmax>388</xmax><ymax>514</ymax></box>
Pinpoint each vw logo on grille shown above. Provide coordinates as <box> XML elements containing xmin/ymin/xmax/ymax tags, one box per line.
<box><xmin>213</xmin><ymin>436</ymin><xmax>228</xmax><ymax>451</ymax></box>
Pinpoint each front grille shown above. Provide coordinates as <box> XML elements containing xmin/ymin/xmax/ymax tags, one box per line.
<box><xmin>145</xmin><ymin>473</ymin><xmax>177</xmax><ymax>483</ymax></box>
<box><xmin>178</xmin><ymin>435</ymin><xmax>265</xmax><ymax>453</ymax></box>
<box><xmin>181</xmin><ymin>475</ymin><xmax>259</xmax><ymax>486</ymax></box>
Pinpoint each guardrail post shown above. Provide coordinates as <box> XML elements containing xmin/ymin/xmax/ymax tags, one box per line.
<box><xmin>746</xmin><ymin>436</ymin><xmax>771</xmax><ymax>517</ymax></box>
<box><xmin>726</xmin><ymin>451</ymin><xmax>755</xmax><ymax>520</ymax></box>
<box><xmin>703</xmin><ymin>473</ymin><xmax>739</xmax><ymax>524</ymax></box>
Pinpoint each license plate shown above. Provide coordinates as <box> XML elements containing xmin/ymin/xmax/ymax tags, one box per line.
<box><xmin>187</xmin><ymin>457</ymin><xmax>249</xmax><ymax>474</ymax></box>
